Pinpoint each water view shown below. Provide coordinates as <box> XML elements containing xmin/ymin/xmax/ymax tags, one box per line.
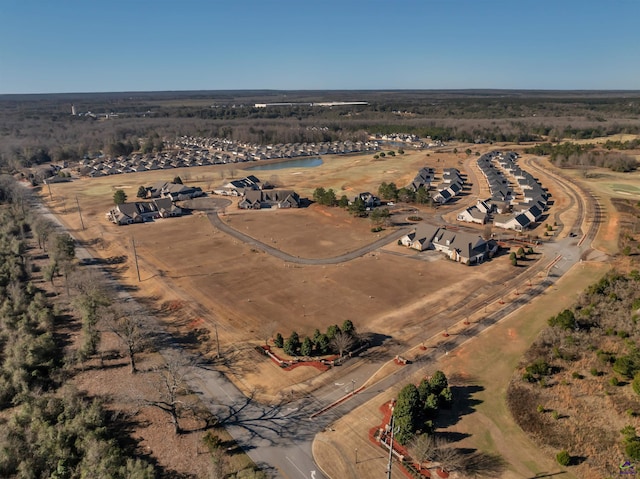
<box><xmin>245</xmin><ymin>157</ymin><xmax>323</xmax><ymax>171</ymax></box>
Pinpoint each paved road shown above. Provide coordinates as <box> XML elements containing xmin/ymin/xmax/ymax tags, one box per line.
<box><xmin>28</xmin><ymin>155</ymin><xmax>604</xmax><ymax>479</ymax></box>
<box><xmin>28</xmin><ymin>193</ymin><xmax>328</xmax><ymax>479</ymax></box>
<box><xmin>207</xmin><ymin>210</ymin><xmax>410</xmax><ymax>265</ymax></box>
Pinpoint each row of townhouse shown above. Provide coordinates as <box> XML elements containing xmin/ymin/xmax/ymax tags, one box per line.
<box><xmin>76</xmin><ymin>136</ymin><xmax>380</xmax><ymax>179</ymax></box>
<box><xmin>372</xmin><ymin>133</ymin><xmax>421</xmax><ymax>143</ymax></box>
<box><xmin>78</xmin><ymin>150</ymin><xmax>227</xmax><ymax>177</ymax></box>
<box><xmin>143</xmin><ymin>181</ymin><xmax>205</xmax><ymax>201</ymax></box>
<box><xmin>238</xmin><ymin>189</ymin><xmax>301</xmax><ymax>209</ymax></box>
<box><xmin>470</xmin><ymin>151</ymin><xmax>548</xmax><ymax>232</ymax></box>
<box><xmin>106</xmin><ymin>197</ymin><xmax>182</xmax><ymax>225</ymax></box>
<box><xmin>174</xmin><ymin>136</ymin><xmax>381</xmax><ymax>162</ymax></box>
<box><xmin>407</xmin><ymin>167</ymin><xmax>435</xmax><ymax>192</ymax></box>
<box><xmin>210</xmin><ymin>174</ymin><xmax>300</xmax><ymax>209</ymax></box>
<box><xmin>432</xmin><ymin>168</ymin><xmax>465</xmax><ymax>204</ymax></box>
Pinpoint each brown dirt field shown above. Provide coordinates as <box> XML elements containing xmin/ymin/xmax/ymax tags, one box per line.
<box><xmin>220</xmin><ymin>204</ymin><xmax>390</xmax><ymax>258</ymax></box>
<box><xmin>313</xmin><ymin>261</ymin><xmax>611</xmax><ymax>479</ymax></box>
<box><xmin>38</xmin><ymin>140</ymin><xmax>632</xmax><ymax>479</ymax></box>
<box><xmin>42</xmin><ymin>147</ymin><xmax>525</xmax><ymax>401</ymax></box>
<box><xmin>40</xmin><ymin>143</ymin><xmax>604</xmax><ymax>478</ymax></box>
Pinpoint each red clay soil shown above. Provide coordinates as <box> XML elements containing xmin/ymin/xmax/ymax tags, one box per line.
<box><xmin>369</xmin><ymin>401</ymin><xmax>433</xmax><ymax>478</ymax></box>
<box><xmin>260</xmin><ymin>345</ymin><xmax>331</xmax><ymax>372</ymax></box>
<box><xmin>369</xmin><ymin>400</ymin><xmax>452</xmax><ymax>479</ymax></box>
<box><xmin>283</xmin><ymin>361</ymin><xmax>329</xmax><ymax>372</ymax></box>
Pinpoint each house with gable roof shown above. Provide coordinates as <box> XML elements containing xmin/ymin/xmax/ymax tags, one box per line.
<box><xmin>106</xmin><ymin>198</ymin><xmax>182</xmax><ymax>225</ymax></box>
<box><xmin>400</xmin><ymin>223</ymin><xmax>440</xmax><ymax>251</ymax></box>
<box><xmin>457</xmin><ymin>206</ymin><xmax>488</xmax><ymax>224</ymax></box>
<box><xmin>238</xmin><ymin>189</ymin><xmax>300</xmax><ymax>209</ymax></box>
<box><xmin>400</xmin><ymin>224</ymin><xmax>498</xmax><ymax>264</ymax></box>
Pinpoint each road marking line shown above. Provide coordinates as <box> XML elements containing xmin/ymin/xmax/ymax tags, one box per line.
<box><xmin>286</xmin><ymin>456</ymin><xmax>309</xmax><ymax>479</ymax></box>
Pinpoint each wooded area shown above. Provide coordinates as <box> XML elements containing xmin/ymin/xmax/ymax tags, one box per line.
<box><xmin>508</xmin><ymin>253</ymin><xmax>640</xmax><ymax>475</ymax></box>
<box><xmin>2</xmin><ymin>90</ymin><xmax>640</xmax><ymax>173</ymax></box>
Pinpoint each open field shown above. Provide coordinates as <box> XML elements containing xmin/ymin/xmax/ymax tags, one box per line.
<box><xmin>311</xmin><ymin>152</ymin><xmax>640</xmax><ymax>478</ymax></box>
<box><xmin>558</xmin><ymin>166</ymin><xmax>640</xmax><ymax>255</ymax></box>
<box><xmin>313</xmin><ymin>261</ymin><xmax>611</xmax><ymax>479</ymax></box>
<box><xmin>43</xmin><ymin>146</ymin><xmax>534</xmax><ymax>399</ymax></box>
<box><xmin>41</xmin><ymin>138</ymin><xmax>630</xmax><ymax>478</ymax></box>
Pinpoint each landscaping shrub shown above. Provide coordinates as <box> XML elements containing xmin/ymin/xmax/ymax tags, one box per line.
<box><xmin>556</xmin><ymin>450</ymin><xmax>571</xmax><ymax>466</ymax></box>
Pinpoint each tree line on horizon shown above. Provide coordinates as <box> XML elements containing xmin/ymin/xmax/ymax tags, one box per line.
<box><xmin>2</xmin><ymin>93</ymin><xmax>640</xmax><ymax>174</ymax></box>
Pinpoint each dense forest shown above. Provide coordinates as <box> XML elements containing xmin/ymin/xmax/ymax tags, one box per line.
<box><xmin>525</xmin><ymin>141</ymin><xmax>639</xmax><ymax>171</ymax></box>
<box><xmin>2</xmin><ymin>90</ymin><xmax>640</xmax><ymax>172</ymax></box>
<box><xmin>0</xmin><ymin>176</ymin><xmax>265</xmax><ymax>478</ymax></box>
<box><xmin>0</xmin><ymin>177</ymin><xmax>155</xmax><ymax>478</ymax></box>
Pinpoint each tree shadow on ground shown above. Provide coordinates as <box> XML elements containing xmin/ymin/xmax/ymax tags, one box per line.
<box><xmin>357</xmin><ymin>333</ymin><xmax>401</xmax><ymax>363</ymax></box>
<box><xmin>435</xmin><ymin>384</ymin><xmax>484</xmax><ymax>429</ymax></box>
<box><xmin>438</xmin><ymin>431</ymin><xmax>471</xmax><ymax>443</ymax></box>
<box><xmin>360</xmin><ymin>332</ymin><xmax>393</xmax><ymax>348</ymax></box>
<box><xmin>458</xmin><ymin>449</ymin><xmax>508</xmax><ymax>478</ymax></box>
<box><xmin>104</xmin><ymin>394</ymin><xmax>196</xmax><ymax>479</ymax></box>
<box><xmin>52</xmin><ymin>310</ymin><xmax>80</xmax><ymax>352</ymax></box>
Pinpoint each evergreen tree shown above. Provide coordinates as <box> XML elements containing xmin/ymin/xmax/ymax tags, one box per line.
<box><xmin>429</xmin><ymin>371</ymin><xmax>448</xmax><ymax>394</ymax></box>
<box><xmin>394</xmin><ymin>383</ymin><xmax>421</xmax><ymax>444</ymax></box>
<box><xmin>113</xmin><ymin>189</ymin><xmax>127</xmax><ymax>205</ymax></box>
<box><xmin>300</xmin><ymin>337</ymin><xmax>313</xmax><ymax>356</ymax></box>
<box><xmin>136</xmin><ymin>186</ymin><xmax>147</xmax><ymax>198</ymax></box>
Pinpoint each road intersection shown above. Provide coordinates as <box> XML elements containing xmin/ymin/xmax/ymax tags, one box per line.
<box><xmin>29</xmin><ymin>156</ymin><xmax>603</xmax><ymax>478</ymax></box>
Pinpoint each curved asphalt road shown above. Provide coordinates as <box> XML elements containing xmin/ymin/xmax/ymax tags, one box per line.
<box><xmin>207</xmin><ymin>211</ymin><xmax>410</xmax><ymax>265</ymax></box>
<box><xmin>27</xmin><ymin>155</ymin><xmax>604</xmax><ymax>479</ymax></box>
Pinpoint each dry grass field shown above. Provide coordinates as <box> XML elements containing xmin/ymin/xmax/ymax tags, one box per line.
<box><xmin>312</xmin><ymin>147</ymin><xmax>640</xmax><ymax>478</ymax></box>
<box><xmin>43</xmin><ymin>146</ymin><xmax>526</xmax><ymax>398</ymax></box>
<box><xmin>43</xmin><ymin>147</ymin><xmax>540</xmax><ymax>398</ymax></box>
<box><xmin>313</xmin><ymin>262</ymin><xmax>610</xmax><ymax>479</ymax></box>
<box><xmin>44</xmin><ymin>142</ymin><xmax>614</xmax><ymax>478</ymax></box>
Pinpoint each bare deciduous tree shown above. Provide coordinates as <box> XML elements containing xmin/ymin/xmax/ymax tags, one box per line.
<box><xmin>260</xmin><ymin>321</ymin><xmax>277</xmax><ymax>346</ymax></box>
<box><xmin>410</xmin><ymin>434</ymin><xmax>435</xmax><ymax>471</ymax></box>
<box><xmin>143</xmin><ymin>352</ymin><xmax>194</xmax><ymax>434</ymax></box>
<box><xmin>102</xmin><ymin>305</ymin><xmax>149</xmax><ymax>373</ymax></box>
<box><xmin>31</xmin><ymin>216</ymin><xmax>55</xmax><ymax>251</ymax></box>
<box><xmin>331</xmin><ymin>331</ymin><xmax>354</xmax><ymax>357</ymax></box>
<box><xmin>431</xmin><ymin>437</ymin><xmax>465</xmax><ymax>473</ymax></box>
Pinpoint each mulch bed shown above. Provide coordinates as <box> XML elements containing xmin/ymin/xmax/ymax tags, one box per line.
<box><xmin>368</xmin><ymin>400</ymin><xmax>452</xmax><ymax>478</ymax></box>
<box><xmin>259</xmin><ymin>345</ymin><xmax>333</xmax><ymax>372</ymax></box>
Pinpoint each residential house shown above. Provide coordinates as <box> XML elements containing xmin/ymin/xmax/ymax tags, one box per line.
<box><xmin>352</xmin><ymin>192</ymin><xmax>381</xmax><ymax>208</ymax></box>
<box><xmin>106</xmin><ymin>198</ymin><xmax>182</xmax><ymax>225</ymax></box>
<box><xmin>400</xmin><ymin>223</ymin><xmax>440</xmax><ymax>251</ymax></box>
<box><xmin>457</xmin><ymin>206</ymin><xmax>488</xmax><ymax>224</ymax></box>
<box><xmin>494</xmin><ymin>213</ymin><xmax>531</xmax><ymax>232</ymax></box>
<box><xmin>401</xmin><ymin>224</ymin><xmax>497</xmax><ymax>264</ymax></box>
<box><xmin>238</xmin><ymin>189</ymin><xmax>300</xmax><ymax>209</ymax></box>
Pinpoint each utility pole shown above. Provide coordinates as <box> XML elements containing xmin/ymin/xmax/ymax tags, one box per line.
<box><xmin>215</xmin><ymin>323</ymin><xmax>220</xmax><ymax>359</ymax></box>
<box><xmin>75</xmin><ymin>196</ymin><xmax>85</xmax><ymax>230</ymax></box>
<box><xmin>386</xmin><ymin>414</ymin><xmax>395</xmax><ymax>479</ymax></box>
<box><xmin>131</xmin><ymin>236</ymin><xmax>141</xmax><ymax>282</ymax></box>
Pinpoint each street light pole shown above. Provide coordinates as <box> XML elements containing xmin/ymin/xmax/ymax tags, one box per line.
<box><xmin>386</xmin><ymin>414</ymin><xmax>395</xmax><ymax>479</ymax></box>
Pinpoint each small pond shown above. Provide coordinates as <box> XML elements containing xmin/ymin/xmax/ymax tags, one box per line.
<box><xmin>245</xmin><ymin>157</ymin><xmax>323</xmax><ymax>171</ymax></box>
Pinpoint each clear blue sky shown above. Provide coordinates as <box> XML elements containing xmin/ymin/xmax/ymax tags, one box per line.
<box><xmin>1</xmin><ymin>0</ymin><xmax>639</xmax><ymax>94</ymax></box>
